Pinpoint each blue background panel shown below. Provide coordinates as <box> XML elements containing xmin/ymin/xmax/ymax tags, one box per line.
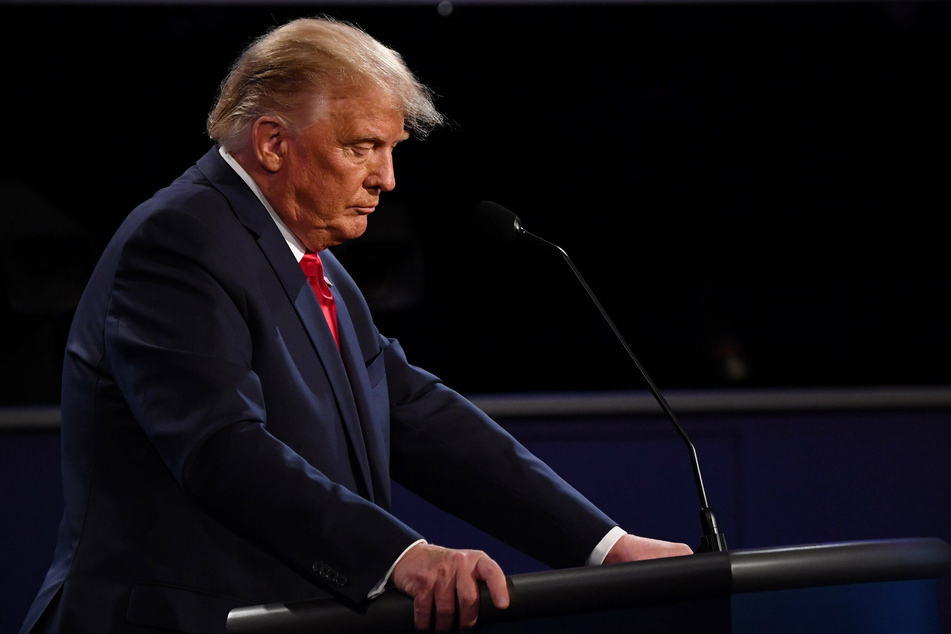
<box><xmin>4</xmin><ymin>405</ymin><xmax>950</xmax><ymax>632</ymax></box>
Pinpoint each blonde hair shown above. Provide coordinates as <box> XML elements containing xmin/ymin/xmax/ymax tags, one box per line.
<box><xmin>207</xmin><ymin>17</ymin><xmax>443</xmax><ymax>151</ymax></box>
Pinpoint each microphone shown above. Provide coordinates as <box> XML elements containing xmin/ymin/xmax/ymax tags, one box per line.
<box><xmin>472</xmin><ymin>201</ymin><xmax>524</xmax><ymax>241</ymax></box>
<box><xmin>472</xmin><ymin>201</ymin><xmax>728</xmax><ymax>554</ymax></box>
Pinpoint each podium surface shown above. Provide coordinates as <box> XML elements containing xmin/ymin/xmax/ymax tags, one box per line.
<box><xmin>227</xmin><ymin>538</ymin><xmax>951</xmax><ymax>633</ymax></box>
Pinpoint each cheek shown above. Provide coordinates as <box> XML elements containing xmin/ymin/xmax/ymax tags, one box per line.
<box><xmin>319</xmin><ymin>167</ymin><xmax>365</xmax><ymax>199</ymax></box>
<box><xmin>302</xmin><ymin>171</ymin><xmax>341</xmax><ymax>207</ymax></box>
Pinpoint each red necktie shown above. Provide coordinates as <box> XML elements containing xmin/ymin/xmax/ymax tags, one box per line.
<box><xmin>299</xmin><ymin>252</ymin><xmax>340</xmax><ymax>350</ymax></box>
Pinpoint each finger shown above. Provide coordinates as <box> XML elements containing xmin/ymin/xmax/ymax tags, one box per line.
<box><xmin>413</xmin><ymin>585</ymin><xmax>433</xmax><ymax>632</ymax></box>
<box><xmin>455</xmin><ymin>564</ymin><xmax>481</xmax><ymax>631</ymax></box>
<box><xmin>475</xmin><ymin>555</ymin><xmax>510</xmax><ymax>609</ymax></box>
<box><xmin>433</xmin><ymin>567</ymin><xmax>456</xmax><ymax>632</ymax></box>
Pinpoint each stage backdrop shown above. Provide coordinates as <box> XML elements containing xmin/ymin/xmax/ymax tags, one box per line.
<box><xmin>1</xmin><ymin>2</ymin><xmax>949</xmax><ymax>405</ymax></box>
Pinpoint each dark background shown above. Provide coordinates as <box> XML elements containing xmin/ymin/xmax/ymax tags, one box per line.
<box><xmin>2</xmin><ymin>3</ymin><xmax>951</xmax><ymax>631</ymax></box>
<box><xmin>1</xmin><ymin>1</ymin><xmax>949</xmax><ymax>406</ymax></box>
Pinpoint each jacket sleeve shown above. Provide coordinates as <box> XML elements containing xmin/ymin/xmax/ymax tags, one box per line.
<box><xmin>103</xmin><ymin>204</ymin><xmax>421</xmax><ymax>604</ymax></box>
<box><xmin>382</xmin><ymin>336</ymin><xmax>617</xmax><ymax>569</ymax></box>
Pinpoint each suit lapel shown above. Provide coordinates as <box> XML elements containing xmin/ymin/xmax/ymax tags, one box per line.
<box><xmin>260</xmin><ymin>232</ymin><xmax>376</xmax><ymax>503</ymax></box>
<box><xmin>329</xmin><ymin>274</ymin><xmax>386</xmax><ymax>507</ymax></box>
<box><xmin>196</xmin><ymin>147</ymin><xmax>375</xmax><ymax>502</ymax></box>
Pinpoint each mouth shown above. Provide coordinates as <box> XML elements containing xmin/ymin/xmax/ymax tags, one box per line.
<box><xmin>352</xmin><ymin>206</ymin><xmax>376</xmax><ymax>215</ymax></box>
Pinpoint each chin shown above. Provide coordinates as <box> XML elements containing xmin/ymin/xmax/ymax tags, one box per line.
<box><xmin>348</xmin><ymin>218</ymin><xmax>370</xmax><ymax>240</ymax></box>
<box><xmin>331</xmin><ymin>220</ymin><xmax>369</xmax><ymax>247</ymax></box>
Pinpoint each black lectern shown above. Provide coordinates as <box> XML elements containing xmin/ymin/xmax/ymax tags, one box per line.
<box><xmin>227</xmin><ymin>538</ymin><xmax>951</xmax><ymax>633</ymax></box>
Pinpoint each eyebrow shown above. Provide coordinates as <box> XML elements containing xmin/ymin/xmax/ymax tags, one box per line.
<box><xmin>347</xmin><ymin>131</ymin><xmax>410</xmax><ymax>146</ymax></box>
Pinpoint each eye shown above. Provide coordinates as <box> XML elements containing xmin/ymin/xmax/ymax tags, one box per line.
<box><xmin>350</xmin><ymin>144</ymin><xmax>373</xmax><ymax>157</ymax></box>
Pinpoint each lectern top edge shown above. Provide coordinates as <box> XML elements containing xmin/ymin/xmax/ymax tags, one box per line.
<box><xmin>226</xmin><ymin>538</ymin><xmax>951</xmax><ymax>634</ymax></box>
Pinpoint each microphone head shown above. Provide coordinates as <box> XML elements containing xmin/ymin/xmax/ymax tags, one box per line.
<box><xmin>472</xmin><ymin>201</ymin><xmax>523</xmax><ymax>241</ymax></box>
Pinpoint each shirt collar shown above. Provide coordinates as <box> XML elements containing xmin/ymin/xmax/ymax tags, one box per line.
<box><xmin>218</xmin><ymin>146</ymin><xmax>307</xmax><ymax>263</ymax></box>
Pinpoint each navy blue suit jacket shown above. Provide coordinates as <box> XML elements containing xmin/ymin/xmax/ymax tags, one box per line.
<box><xmin>21</xmin><ymin>147</ymin><xmax>616</xmax><ymax>634</ymax></box>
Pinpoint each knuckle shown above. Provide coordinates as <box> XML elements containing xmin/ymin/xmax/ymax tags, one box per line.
<box><xmin>458</xmin><ymin>587</ymin><xmax>478</xmax><ymax>605</ymax></box>
<box><xmin>476</xmin><ymin>554</ymin><xmax>499</xmax><ymax>571</ymax></box>
<box><xmin>413</xmin><ymin>578</ymin><xmax>434</xmax><ymax>594</ymax></box>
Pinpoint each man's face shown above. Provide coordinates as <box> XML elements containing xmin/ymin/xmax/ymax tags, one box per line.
<box><xmin>277</xmin><ymin>89</ymin><xmax>409</xmax><ymax>252</ymax></box>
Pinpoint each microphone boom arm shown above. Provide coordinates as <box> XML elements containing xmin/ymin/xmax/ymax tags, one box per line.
<box><xmin>518</xmin><ymin>226</ymin><xmax>728</xmax><ymax>553</ymax></box>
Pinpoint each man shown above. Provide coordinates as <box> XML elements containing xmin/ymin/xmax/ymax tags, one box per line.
<box><xmin>21</xmin><ymin>17</ymin><xmax>690</xmax><ymax>634</ymax></box>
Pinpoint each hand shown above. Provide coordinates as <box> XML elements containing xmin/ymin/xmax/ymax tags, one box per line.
<box><xmin>603</xmin><ymin>534</ymin><xmax>693</xmax><ymax>564</ymax></box>
<box><xmin>391</xmin><ymin>543</ymin><xmax>510</xmax><ymax>632</ymax></box>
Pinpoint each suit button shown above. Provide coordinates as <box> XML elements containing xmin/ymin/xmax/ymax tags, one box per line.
<box><xmin>312</xmin><ymin>560</ymin><xmax>346</xmax><ymax>585</ymax></box>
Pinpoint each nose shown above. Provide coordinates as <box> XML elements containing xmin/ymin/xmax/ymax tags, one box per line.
<box><xmin>365</xmin><ymin>149</ymin><xmax>396</xmax><ymax>193</ymax></box>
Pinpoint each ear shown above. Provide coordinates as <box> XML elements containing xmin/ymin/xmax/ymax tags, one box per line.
<box><xmin>250</xmin><ymin>116</ymin><xmax>287</xmax><ymax>173</ymax></box>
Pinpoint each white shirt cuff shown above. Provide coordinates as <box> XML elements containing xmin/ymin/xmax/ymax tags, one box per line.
<box><xmin>587</xmin><ymin>526</ymin><xmax>628</xmax><ymax>566</ymax></box>
<box><xmin>367</xmin><ymin>539</ymin><xmax>427</xmax><ymax>599</ymax></box>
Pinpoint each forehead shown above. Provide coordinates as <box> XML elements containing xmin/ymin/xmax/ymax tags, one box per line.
<box><xmin>317</xmin><ymin>87</ymin><xmax>407</xmax><ymax>141</ymax></box>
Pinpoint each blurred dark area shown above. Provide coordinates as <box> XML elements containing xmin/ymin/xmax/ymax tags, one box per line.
<box><xmin>1</xmin><ymin>1</ymin><xmax>949</xmax><ymax>405</ymax></box>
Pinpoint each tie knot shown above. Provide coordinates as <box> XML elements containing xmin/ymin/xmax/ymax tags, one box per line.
<box><xmin>298</xmin><ymin>251</ymin><xmax>340</xmax><ymax>349</ymax></box>
<box><xmin>299</xmin><ymin>252</ymin><xmax>325</xmax><ymax>280</ymax></box>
